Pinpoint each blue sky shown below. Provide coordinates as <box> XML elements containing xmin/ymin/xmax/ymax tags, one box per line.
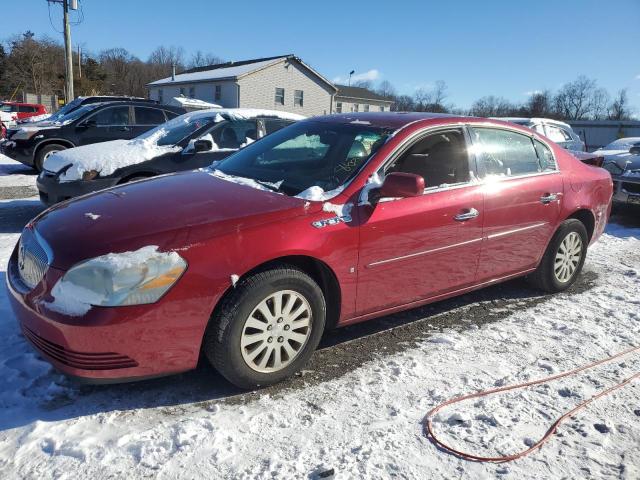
<box><xmin>6</xmin><ymin>0</ymin><xmax>640</xmax><ymax>113</ymax></box>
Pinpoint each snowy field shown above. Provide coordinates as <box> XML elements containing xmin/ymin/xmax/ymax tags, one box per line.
<box><xmin>0</xmin><ymin>153</ymin><xmax>639</xmax><ymax>479</ymax></box>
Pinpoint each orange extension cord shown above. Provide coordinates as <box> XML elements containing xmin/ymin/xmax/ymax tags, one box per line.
<box><xmin>424</xmin><ymin>345</ymin><xmax>640</xmax><ymax>463</ymax></box>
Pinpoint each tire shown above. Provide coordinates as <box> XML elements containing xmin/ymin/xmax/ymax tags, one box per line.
<box><xmin>203</xmin><ymin>265</ymin><xmax>326</xmax><ymax>389</ymax></box>
<box><xmin>528</xmin><ymin>219</ymin><xmax>588</xmax><ymax>293</ymax></box>
<box><xmin>35</xmin><ymin>144</ymin><xmax>66</xmax><ymax>172</ymax></box>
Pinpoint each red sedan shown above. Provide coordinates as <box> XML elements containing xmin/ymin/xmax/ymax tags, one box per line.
<box><xmin>7</xmin><ymin>113</ymin><xmax>613</xmax><ymax>388</ymax></box>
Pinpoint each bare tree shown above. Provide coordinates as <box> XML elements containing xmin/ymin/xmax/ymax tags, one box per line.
<box><xmin>470</xmin><ymin>95</ymin><xmax>514</xmax><ymax>117</ymax></box>
<box><xmin>608</xmin><ymin>89</ymin><xmax>632</xmax><ymax>120</ymax></box>
<box><xmin>413</xmin><ymin>81</ymin><xmax>449</xmax><ymax>112</ymax></box>
<box><xmin>376</xmin><ymin>80</ymin><xmax>397</xmax><ymax>99</ymax></box>
<box><xmin>352</xmin><ymin>79</ymin><xmax>373</xmax><ymax>89</ymax></box>
<box><xmin>148</xmin><ymin>45</ymin><xmax>186</xmax><ymax>78</ymax></box>
<box><xmin>525</xmin><ymin>90</ymin><xmax>553</xmax><ymax>117</ymax></box>
<box><xmin>553</xmin><ymin>75</ymin><xmax>598</xmax><ymax>120</ymax></box>
<box><xmin>188</xmin><ymin>51</ymin><xmax>224</xmax><ymax>69</ymax></box>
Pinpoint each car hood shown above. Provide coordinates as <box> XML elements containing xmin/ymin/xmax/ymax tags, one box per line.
<box><xmin>31</xmin><ymin>170</ymin><xmax>314</xmax><ymax>270</ymax></box>
<box><xmin>43</xmin><ymin>137</ymin><xmax>182</xmax><ymax>181</ymax></box>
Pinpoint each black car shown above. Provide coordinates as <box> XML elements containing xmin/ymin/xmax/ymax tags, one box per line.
<box><xmin>15</xmin><ymin>95</ymin><xmax>158</xmax><ymax>126</ymax></box>
<box><xmin>37</xmin><ymin>109</ymin><xmax>302</xmax><ymax>205</ymax></box>
<box><xmin>1</xmin><ymin>101</ymin><xmax>186</xmax><ymax>171</ymax></box>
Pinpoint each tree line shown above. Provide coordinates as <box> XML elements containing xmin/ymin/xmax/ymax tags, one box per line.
<box><xmin>0</xmin><ymin>32</ymin><xmax>222</xmax><ymax>101</ymax></box>
<box><xmin>366</xmin><ymin>76</ymin><xmax>633</xmax><ymax>121</ymax></box>
<box><xmin>0</xmin><ymin>32</ymin><xmax>634</xmax><ymax>121</ymax></box>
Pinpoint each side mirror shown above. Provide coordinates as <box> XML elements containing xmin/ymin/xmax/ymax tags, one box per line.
<box><xmin>630</xmin><ymin>146</ymin><xmax>640</xmax><ymax>155</ymax></box>
<box><xmin>80</xmin><ymin>119</ymin><xmax>97</xmax><ymax>129</ymax></box>
<box><xmin>193</xmin><ymin>139</ymin><xmax>212</xmax><ymax>153</ymax></box>
<box><xmin>379</xmin><ymin>172</ymin><xmax>425</xmax><ymax>198</ymax></box>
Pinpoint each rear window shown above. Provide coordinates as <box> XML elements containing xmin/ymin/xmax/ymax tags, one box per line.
<box><xmin>134</xmin><ymin>107</ymin><xmax>166</xmax><ymax>125</ymax></box>
<box><xmin>471</xmin><ymin>127</ymin><xmax>542</xmax><ymax>177</ymax></box>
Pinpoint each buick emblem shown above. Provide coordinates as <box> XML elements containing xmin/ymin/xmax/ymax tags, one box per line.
<box><xmin>18</xmin><ymin>243</ymin><xmax>26</xmax><ymax>271</ymax></box>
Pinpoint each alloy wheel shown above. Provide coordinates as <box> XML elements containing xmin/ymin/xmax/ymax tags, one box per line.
<box><xmin>240</xmin><ymin>290</ymin><xmax>312</xmax><ymax>373</ymax></box>
<box><xmin>554</xmin><ymin>232</ymin><xmax>583</xmax><ymax>283</ymax></box>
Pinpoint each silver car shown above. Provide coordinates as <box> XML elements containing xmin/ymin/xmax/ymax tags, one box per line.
<box><xmin>595</xmin><ymin>137</ymin><xmax>640</xmax><ymax>206</ymax></box>
<box><xmin>496</xmin><ymin>117</ymin><xmax>586</xmax><ymax>151</ymax></box>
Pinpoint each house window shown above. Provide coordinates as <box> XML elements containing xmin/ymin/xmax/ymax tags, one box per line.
<box><xmin>336</xmin><ymin>102</ymin><xmax>342</xmax><ymax>113</ymax></box>
<box><xmin>294</xmin><ymin>90</ymin><xmax>303</xmax><ymax>107</ymax></box>
<box><xmin>215</xmin><ymin>85</ymin><xmax>221</xmax><ymax>101</ymax></box>
<box><xmin>275</xmin><ymin>87</ymin><xmax>285</xmax><ymax>105</ymax></box>
<box><xmin>179</xmin><ymin>87</ymin><xmax>185</xmax><ymax>96</ymax></box>
<box><xmin>189</xmin><ymin>86</ymin><xmax>195</xmax><ymax>98</ymax></box>
<box><xmin>364</xmin><ymin>104</ymin><xmax>370</xmax><ymax>112</ymax></box>
<box><xmin>352</xmin><ymin>104</ymin><xmax>359</xmax><ymax>112</ymax></box>
<box><xmin>158</xmin><ymin>89</ymin><xmax>163</xmax><ymax>103</ymax></box>
<box><xmin>380</xmin><ymin>106</ymin><xmax>385</xmax><ymax>112</ymax></box>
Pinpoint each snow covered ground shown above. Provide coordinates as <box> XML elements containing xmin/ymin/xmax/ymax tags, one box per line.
<box><xmin>0</xmin><ymin>154</ymin><xmax>639</xmax><ymax>479</ymax></box>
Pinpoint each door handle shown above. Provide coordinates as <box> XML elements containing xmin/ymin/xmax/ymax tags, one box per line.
<box><xmin>454</xmin><ymin>208</ymin><xmax>479</xmax><ymax>221</ymax></box>
<box><xmin>540</xmin><ymin>193</ymin><xmax>558</xmax><ymax>204</ymax></box>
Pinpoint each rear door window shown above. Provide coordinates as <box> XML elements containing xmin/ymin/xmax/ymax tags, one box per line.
<box><xmin>90</xmin><ymin>106</ymin><xmax>131</xmax><ymax>126</ymax></box>
<box><xmin>471</xmin><ymin>127</ymin><xmax>542</xmax><ymax>177</ymax></box>
<box><xmin>534</xmin><ymin>140</ymin><xmax>557</xmax><ymax>171</ymax></box>
<box><xmin>134</xmin><ymin>107</ymin><xmax>166</xmax><ymax>125</ymax></box>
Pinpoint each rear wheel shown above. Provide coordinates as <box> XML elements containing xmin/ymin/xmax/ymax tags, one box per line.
<box><xmin>528</xmin><ymin>219</ymin><xmax>588</xmax><ymax>293</ymax></box>
<box><xmin>35</xmin><ymin>143</ymin><xmax>66</xmax><ymax>172</ymax></box>
<box><xmin>203</xmin><ymin>266</ymin><xmax>326</xmax><ymax>389</ymax></box>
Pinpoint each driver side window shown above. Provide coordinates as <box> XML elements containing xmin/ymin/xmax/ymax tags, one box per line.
<box><xmin>386</xmin><ymin>129</ymin><xmax>471</xmax><ymax>189</ymax></box>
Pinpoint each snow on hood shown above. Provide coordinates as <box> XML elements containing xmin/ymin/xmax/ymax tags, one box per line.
<box><xmin>44</xmin><ymin>128</ymin><xmax>182</xmax><ymax>182</ymax></box>
<box><xmin>18</xmin><ymin>113</ymin><xmax>52</xmax><ymax>123</ymax></box>
<box><xmin>295</xmin><ymin>185</ymin><xmax>345</xmax><ymax>201</ymax></box>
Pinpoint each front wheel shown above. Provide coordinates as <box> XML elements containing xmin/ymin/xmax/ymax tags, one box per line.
<box><xmin>203</xmin><ymin>266</ymin><xmax>326</xmax><ymax>389</ymax></box>
<box><xmin>35</xmin><ymin>143</ymin><xmax>66</xmax><ymax>172</ymax></box>
<box><xmin>528</xmin><ymin>219</ymin><xmax>588</xmax><ymax>293</ymax></box>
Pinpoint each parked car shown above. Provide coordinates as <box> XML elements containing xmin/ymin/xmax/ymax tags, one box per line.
<box><xmin>37</xmin><ymin>108</ymin><xmax>303</xmax><ymax>205</ymax></box>
<box><xmin>594</xmin><ymin>137</ymin><xmax>640</xmax><ymax>206</ymax></box>
<box><xmin>15</xmin><ymin>95</ymin><xmax>158</xmax><ymax>127</ymax></box>
<box><xmin>497</xmin><ymin>117</ymin><xmax>585</xmax><ymax>151</ymax></box>
<box><xmin>0</xmin><ymin>108</ymin><xmax>18</xmax><ymax>131</ymax></box>
<box><xmin>0</xmin><ymin>101</ymin><xmax>185</xmax><ymax>171</ymax></box>
<box><xmin>1</xmin><ymin>101</ymin><xmax>48</xmax><ymax>121</ymax></box>
<box><xmin>7</xmin><ymin>113</ymin><xmax>612</xmax><ymax>389</ymax></box>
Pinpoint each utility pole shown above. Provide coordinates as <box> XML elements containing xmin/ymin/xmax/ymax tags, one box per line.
<box><xmin>62</xmin><ymin>0</ymin><xmax>74</xmax><ymax>101</ymax></box>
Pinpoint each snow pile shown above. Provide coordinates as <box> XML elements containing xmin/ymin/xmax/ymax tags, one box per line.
<box><xmin>43</xmin><ymin>129</ymin><xmax>182</xmax><ymax>182</ymax></box>
<box><xmin>295</xmin><ymin>185</ymin><xmax>345</xmax><ymax>201</ymax></box>
<box><xmin>168</xmin><ymin>97</ymin><xmax>221</xmax><ymax>110</ymax></box>
<box><xmin>322</xmin><ymin>201</ymin><xmax>353</xmax><ymax>220</ymax></box>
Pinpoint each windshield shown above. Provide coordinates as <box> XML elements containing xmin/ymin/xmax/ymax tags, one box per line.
<box><xmin>215</xmin><ymin>120</ymin><xmax>390</xmax><ymax>196</ymax></box>
<box><xmin>136</xmin><ymin>111</ymin><xmax>220</xmax><ymax>146</ymax></box>
<box><xmin>1</xmin><ymin>104</ymin><xmax>17</xmax><ymax>113</ymax></box>
<box><xmin>47</xmin><ymin>98</ymin><xmax>83</xmax><ymax>122</ymax></box>
<box><xmin>54</xmin><ymin>103</ymin><xmax>102</xmax><ymax>125</ymax></box>
<box><xmin>602</xmin><ymin>138</ymin><xmax>640</xmax><ymax>151</ymax></box>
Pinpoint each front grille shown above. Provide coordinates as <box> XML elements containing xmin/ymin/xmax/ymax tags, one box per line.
<box><xmin>23</xmin><ymin>326</ymin><xmax>138</xmax><ymax>370</ymax></box>
<box><xmin>18</xmin><ymin>228</ymin><xmax>49</xmax><ymax>290</ymax></box>
<box><xmin>622</xmin><ymin>182</ymin><xmax>640</xmax><ymax>194</ymax></box>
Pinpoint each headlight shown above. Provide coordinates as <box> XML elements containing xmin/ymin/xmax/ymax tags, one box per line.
<box><xmin>11</xmin><ymin>129</ymin><xmax>40</xmax><ymax>141</ymax></box>
<box><xmin>52</xmin><ymin>246</ymin><xmax>187</xmax><ymax>308</ymax></box>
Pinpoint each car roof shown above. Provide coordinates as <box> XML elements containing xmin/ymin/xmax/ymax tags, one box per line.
<box><xmin>496</xmin><ymin>117</ymin><xmax>573</xmax><ymax>129</ymax></box>
<box><xmin>87</xmin><ymin>100</ymin><xmax>185</xmax><ymax>112</ymax></box>
<box><xmin>311</xmin><ymin>112</ymin><xmax>471</xmax><ymax>130</ymax></box>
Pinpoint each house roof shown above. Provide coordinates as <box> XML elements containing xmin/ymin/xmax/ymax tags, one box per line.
<box><xmin>335</xmin><ymin>85</ymin><xmax>392</xmax><ymax>103</ymax></box>
<box><xmin>147</xmin><ymin>55</ymin><xmax>337</xmax><ymax>92</ymax></box>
